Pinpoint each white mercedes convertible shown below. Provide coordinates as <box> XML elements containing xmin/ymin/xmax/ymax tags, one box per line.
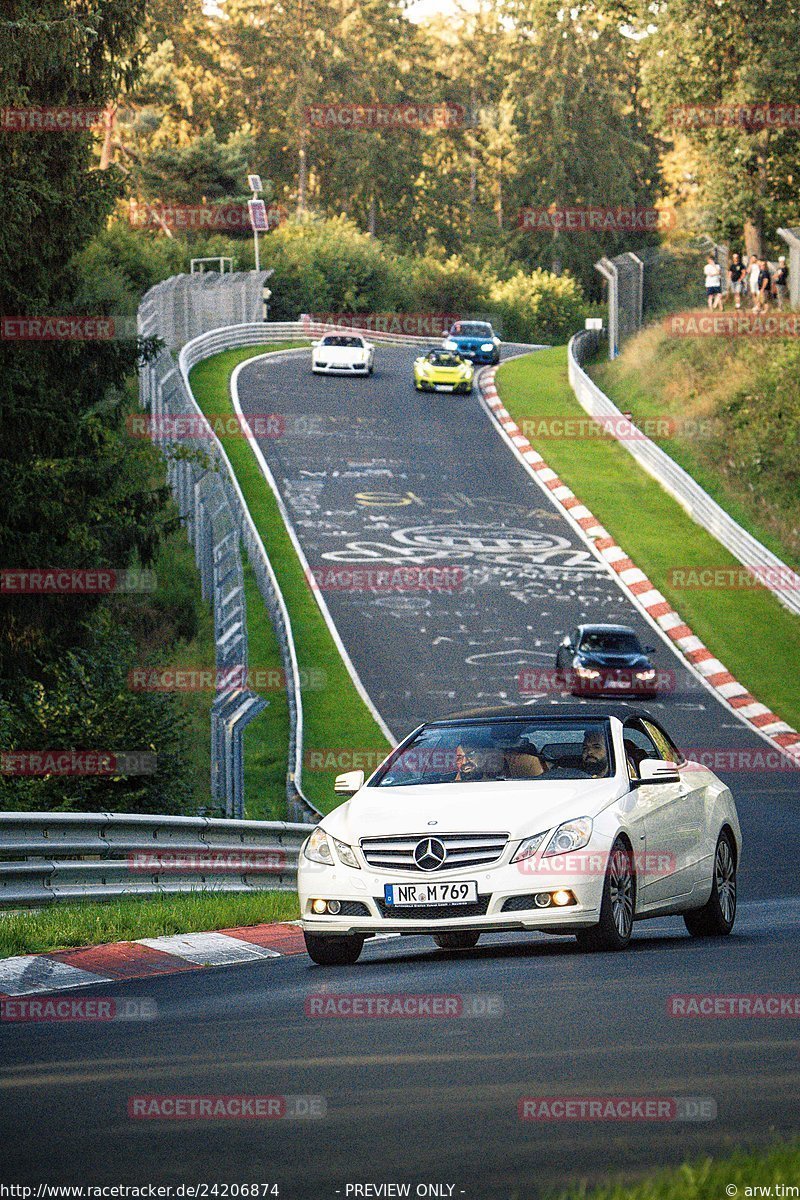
<box><xmin>311</xmin><ymin>333</ymin><xmax>375</xmax><ymax>375</ymax></box>
<box><xmin>298</xmin><ymin>704</ymin><xmax>741</xmax><ymax>964</ymax></box>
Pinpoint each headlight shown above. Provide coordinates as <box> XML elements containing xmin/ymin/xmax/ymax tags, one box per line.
<box><xmin>443</xmin><ymin>339</ymin><xmax>458</xmax><ymax>350</ymax></box>
<box><xmin>332</xmin><ymin>837</ymin><xmax>360</xmax><ymax>869</ymax></box>
<box><xmin>304</xmin><ymin>826</ymin><xmax>334</xmax><ymax>865</ymax></box>
<box><xmin>480</xmin><ymin>342</ymin><xmax>493</xmax><ymax>351</ymax></box>
<box><xmin>511</xmin><ymin>832</ymin><xmax>547</xmax><ymax>863</ymax></box>
<box><xmin>543</xmin><ymin>818</ymin><xmax>593</xmax><ymax>857</ymax></box>
<box><xmin>636</xmin><ymin>669</ymin><xmax>656</xmax><ymax>680</ymax></box>
<box><xmin>575</xmin><ymin>664</ymin><xmax>600</xmax><ymax>679</ymax></box>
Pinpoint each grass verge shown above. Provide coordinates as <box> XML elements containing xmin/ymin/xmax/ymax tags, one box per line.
<box><xmin>189</xmin><ymin>344</ymin><xmax>391</xmax><ymax>814</ymax></box>
<box><xmin>554</xmin><ymin>1139</ymin><xmax>800</xmax><ymax>1200</ymax></box>
<box><xmin>0</xmin><ymin>890</ymin><xmax>299</xmax><ymax>959</ymax></box>
<box><xmin>496</xmin><ymin>347</ymin><xmax>800</xmax><ymax>731</ymax></box>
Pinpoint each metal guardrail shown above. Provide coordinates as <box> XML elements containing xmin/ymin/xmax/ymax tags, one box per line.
<box><xmin>0</xmin><ymin>812</ymin><xmax>309</xmax><ymax>907</ymax></box>
<box><xmin>568</xmin><ymin>330</ymin><xmax>800</xmax><ymax>617</ymax></box>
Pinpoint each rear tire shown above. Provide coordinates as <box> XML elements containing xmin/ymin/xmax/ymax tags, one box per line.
<box><xmin>304</xmin><ymin>932</ymin><xmax>364</xmax><ymax>965</ymax></box>
<box><xmin>683</xmin><ymin>831</ymin><xmax>737</xmax><ymax>937</ymax></box>
<box><xmin>432</xmin><ymin>931</ymin><xmax>481</xmax><ymax>950</ymax></box>
<box><xmin>575</xmin><ymin>838</ymin><xmax>635</xmax><ymax>952</ymax></box>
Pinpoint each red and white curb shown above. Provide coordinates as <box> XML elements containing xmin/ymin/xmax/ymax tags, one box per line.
<box><xmin>479</xmin><ymin>367</ymin><xmax>800</xmax><ymax>764</ymax></box>
<box><xmin>0</xmin><ymin>922</ymin><xmax>307</xmax><ymax>998</ymax></box>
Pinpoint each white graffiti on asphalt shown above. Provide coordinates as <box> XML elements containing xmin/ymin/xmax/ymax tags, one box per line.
<box><xmin>321</xmin><ymin>524</ymin><xmax>603</xmax><ymax>573</ymax></box>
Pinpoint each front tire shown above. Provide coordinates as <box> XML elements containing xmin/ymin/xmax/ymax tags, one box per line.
<box><xmin>684</xmin><ymin>831</ymin><xmax>737</xmax><ymax>937</ymax></box>
<box><xmin>304</xmin><ymin>931</ymin><xmax>364</xmax><ymax>965</ymax></box>
<box><xmin>575</xmin><ymin>838</ymin><xmax>636</xmax><ymax>952</ymax></box>
<box><xmin>432</xmin><ymin>931</ymin><xmax>481</xmax><ymax>950</ymax></box>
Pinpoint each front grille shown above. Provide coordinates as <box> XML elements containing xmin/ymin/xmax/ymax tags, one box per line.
<box><xmin>375</xmin><ymin>895</ymin><xmax>491</xmax><ymax>921</ymax></box>
<box><xmin>500</xmin><ymin>894</ymin><xmax>538</xmax><ymax>912</ymax></box>
<box><xmin>360</xmin><ymin>832</ymin><xmax>508</xmax><ymax>873</ymax></box>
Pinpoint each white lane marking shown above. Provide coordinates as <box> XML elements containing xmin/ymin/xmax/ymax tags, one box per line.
<box><xmin>0</xmin><ymin>956</ymin><xmax>111</xmax><ymax>996</ymax></box>
<box><xmin>137</xmin><ymin>932</ymin><xmax>281</xmax><ymax>965</ymax></box>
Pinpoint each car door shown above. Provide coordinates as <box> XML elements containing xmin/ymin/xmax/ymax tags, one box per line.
<box><xmin>623</xmin><ymin>719</ymin><xmax>695</xmax><ymax>907</ymax></box>
<box><xmin>644</xmin><ymin>718</ymin><xmax>710</xmax><ymax>891</ymax></box>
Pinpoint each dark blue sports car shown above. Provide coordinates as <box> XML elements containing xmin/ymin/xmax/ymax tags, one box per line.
<box><xmin>442</xmin><ymin>320</ymin><xmax>501</xmax><ymax>365</ymax></box>
<box><xmin>555</xmin><ymin>623</ymin><xmax>659</xmax><ymax>699</ymax></box>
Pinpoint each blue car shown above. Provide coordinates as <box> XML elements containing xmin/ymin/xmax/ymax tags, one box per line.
<box><xmin>442</xmin><ymin>320</ymin><xmax>501</xmax><ymax>365</ymax></box>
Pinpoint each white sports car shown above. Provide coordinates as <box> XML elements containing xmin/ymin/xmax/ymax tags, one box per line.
<box><xmin>311</xmin><ymin>333</ymin><xmax>374</xmax><ymax>375</ymax></box>
<box><xmin>298</xmin><ymin>703</ymin><xmax>741</xmax><ymax>964</ymax></box>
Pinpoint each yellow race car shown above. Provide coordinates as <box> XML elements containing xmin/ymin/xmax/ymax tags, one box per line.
<box><xmin>413</xmin><ymin>348</ymin><xmax>474</xmax><ymax>394</ymax></box>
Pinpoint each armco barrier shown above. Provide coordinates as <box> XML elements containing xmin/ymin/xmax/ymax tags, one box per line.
<box><xmin>0</xmin><ymin>811</ymin><xmax>309</xmax><ymax>907</ymax></box>
<box><xmin>568</xmin><ymin>330</ymin><xmax>800</xmax><ymax>618</ymax></box>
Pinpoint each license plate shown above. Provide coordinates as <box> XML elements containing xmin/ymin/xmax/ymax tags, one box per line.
<box><xmin>606</xmin><ymin>679</ymin><xmax>630</xmax><ymax>688</ymax></box>
<box><xmin>384</xmin><ymin>881</ymin><xmax>478</xmax><ymax>906</ymax></box>
<box><xmin>434</xmin><ymin>384</ymin><xmax>455</xmax><ymax>392</ymax></box>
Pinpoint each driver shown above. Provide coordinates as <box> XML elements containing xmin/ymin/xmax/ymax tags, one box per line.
<box><xmin>454</xmin><ymin>743</ymin><xmax>504</xmax><ymax>782</ymax></box>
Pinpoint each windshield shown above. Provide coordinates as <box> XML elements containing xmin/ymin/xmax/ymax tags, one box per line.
<box><xmin>450</xmin><ymin>323</ymin><xmax>492</xmax><ymax>339</ymax></box>
<box><xmin>428</xmin><ymin>350</ymin><xmax>463</xmax><ymax>366</ymax></box>
<box><xmin>321</xmin><ymin>335</ymin><xmax>364</xmax><ymax>347</ymax></box>
<box><xmin>579</xmin><ymin>630</ymin><xmax>642</xmax><ymax>655</ymax></box>
<box><xmin>371</xmin><ymin>718</ymin><xmax>614</xmax><ymax>786</ymax></box>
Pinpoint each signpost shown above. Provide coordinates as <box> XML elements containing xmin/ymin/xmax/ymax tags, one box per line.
<box><xmin>247</xmin><ymin>174</ymin><xmax>267</xmax><ymax>271</ymax></box>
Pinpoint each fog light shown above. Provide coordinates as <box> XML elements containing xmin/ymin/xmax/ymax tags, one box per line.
<box><xmin>534</xmin><ymin>892</ymin><xmax>552</xmax><ymax>908</ymax></box>
<box><xmin>311</xmin><ymin>898</ymin><xmax>328</xmax><ymax>914</ymax></box>
<box><xmin>326</xmin><ymin>899</ymin><xmax>341</xmax><ymax>915</ymax></box>
<box><xmin>552</xmin><ymin>889</ymin><xmax>572</xmax><ymax>907</ymax></box>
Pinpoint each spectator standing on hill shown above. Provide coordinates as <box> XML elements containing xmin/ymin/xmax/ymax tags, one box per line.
<box><xmin>773</xmin><ymin>256</ymin><xmax>789</xmax><ymax>309</ymax></box>
<box><xmin>703</xmin><ymin>254</ymin><xmax>723</xmax><ymax>310</ymax></box>
<box><xmin>754</xmin><ymin>259</ymin><xmax>772</xmax><ymax>313</ymax></box>
<box><xmin>729</xmin><ymin>252</ymin><xmax>745</xmax><ymax>309</ymax></box>
<box><xmin>747</xmin><ymin>255</ymin><xmax>761</xmax><ymax>308</ymax></box>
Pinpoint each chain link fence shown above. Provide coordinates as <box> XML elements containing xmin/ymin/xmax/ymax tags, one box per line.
<box><xmin>138</xmin><ymin>274</ymin><xmax>319</xmax><ymax>824</ymax></box>
<box><xmin>594</xmin><ymin>252</ymin><xmax>644</xmax><ymax>358</ymax></box>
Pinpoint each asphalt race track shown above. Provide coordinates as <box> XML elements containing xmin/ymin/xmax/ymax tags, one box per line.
<box><xmin>2</xmin><ymin>344</ymin><xmax>798</xmax><ymax>1198</ymax></box>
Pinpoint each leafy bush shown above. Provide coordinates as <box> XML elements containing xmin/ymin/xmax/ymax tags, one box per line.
<box><xmin>486</xmin><ymin>269</ymin><xmax>592</xmax><ymax>343</ymax></box>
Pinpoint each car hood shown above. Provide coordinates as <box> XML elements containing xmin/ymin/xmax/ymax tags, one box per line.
<box><xmin>322</xmin><ymin>778</ymin><xmax>623</xmax><ymax>844</ymax></box>
<box><xmin>577</xmin><ymin>651</ymin><xmax>650</xmax><ymax>669</ymax></box>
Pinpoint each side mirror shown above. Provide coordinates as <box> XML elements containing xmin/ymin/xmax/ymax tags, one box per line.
<box><xmin>644</xmin><ymin>645</ymin><xmax>656</xmax><ymax>654</ymax></box>
<box><xmin>560</xmin><ymin>636</ymin><xmax>572</xmax><ymax>647</ymax></box>
<box><xmin>636</xmin><ymin>759</ymin><xmax>680</xmax><ymax>785</ymax></box>
<box><xmin>311</xmin><ymin>340</ymin><xmax>320</xmax><ymax>348</ymax></box>
<box><xmin>334</xmin><ymin>769</ymin><xmax>364</xmax><ymax>796</ymax></box>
